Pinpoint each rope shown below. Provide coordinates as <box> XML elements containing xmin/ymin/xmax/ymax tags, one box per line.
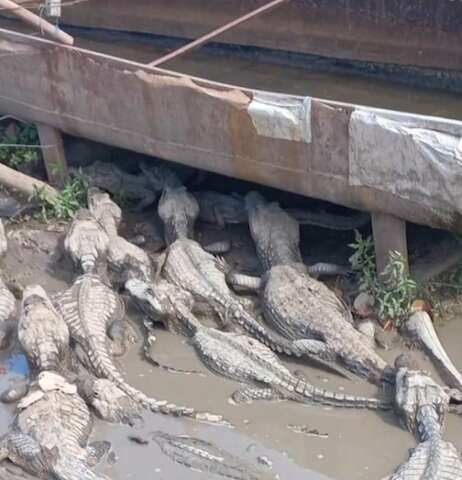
<box><xmin>0</xmin><ymin>143</ymin><xmax>55</xmax><ymax>148</ymax></box>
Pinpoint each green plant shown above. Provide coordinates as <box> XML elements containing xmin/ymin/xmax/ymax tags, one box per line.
<box><xmin>349</xmin><ymin>231</ymin><xmax>417</xmax><ymax>327</ymax></box>
<box><xmin>348</xmin><ymin>230</ymin><xmax>376</xmax><ymax>293</ymax></box>
<box><xmin>32</xmin><ymin>175</ymin><xmax>88</xmax><ymax>222</ymax></box>
<box><xmin>0</xmin><ymin>123</ymin><xmax>40</xmax><ymax>169</ymax></box>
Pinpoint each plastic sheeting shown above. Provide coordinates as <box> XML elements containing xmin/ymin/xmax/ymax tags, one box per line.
<box><xmin>247</xmin><ymin>93</ymin><xmax>312</xmax><ymax>143</ymax></box>
<box><xmin>349</xmin><ymin>109</ymin><xmax>462</xmax><ymax>215</ymax></box>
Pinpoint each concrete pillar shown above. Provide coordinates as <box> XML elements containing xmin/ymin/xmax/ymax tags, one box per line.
<box><xmin>371</xmin><ymin>212</ymin><xmax>408</xmax><ymax>275</ymax></box>
<box><xmin>37</xmin><ymin>123</ymin><xmax>68</xmax><ymax>187</ymax></box>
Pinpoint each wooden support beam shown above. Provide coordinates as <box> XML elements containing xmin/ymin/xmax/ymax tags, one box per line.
<box><xmin>371</xmin><ymin>212</ymin><xmax>409</xmax><ymax>275</ymax></box>
<box><xmin>37</xmin><ymin>123</ymin><xmax>68</xmax><ymax>187</ymax></box>
<box><xmin>0</xmin><ymin>162</ymin><xmax>58</xmax><ymax>200</ymax></box>
<box><xmin>0</xmin><ymin>0</ymin><xmax>73</xmax><ymax>44</ymax></box>
<box><xmin>148</xmin><ymin>0</ymin><xmax>291</xmax><ymax>67</ymax></box>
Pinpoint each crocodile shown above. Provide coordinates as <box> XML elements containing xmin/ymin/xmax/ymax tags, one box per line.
<box><xmin>0</xmin><ymin>371</ymin><xmax>110</xmax><ymax>480</ymax></box>
<box><xmin>88</xmin><ymin>188</ymin><xmax>152</xmax><ymax>284</ymax></box>
<box><xmin>18</xmin><ymin>285</ymin><xmax>70</xmax><ymax>372</ymax></box>
<box><xmin>64</xmin><ymin>208</ymin><xmax>109</xmax><ymax>274</ymax></box>
<box><xmin>126</xmin><ymin>278</ymin><xmax>391</xmax><ymax>410</ymax></box>
<box><xmin>0</xmin><ymin>219</ymin><xmax>16</xmax><ymax>349</ymax></box>
<box><xmin>227</xmin><ymin>191</ymin><xmax>393</xmax><ymax>384</ymax></box>
<box><xmin>403</xmin><ymin>311</ymin><xmax>462</xmax><ymax>393</ymax></box>
<box><xmin>0</xmin><ymin>219</ymin><xmax>7</xmax><ymax>257</ymax></box>
<box><xmin>158</xmin><ymin>185</ymin><xmax>200</xmax><ymax>245</ymax></box>
<box><xmin>76</xmin><ymin>370</ymin><xmax>142</xmax><ymax>426</ymax></box>
<box><xmin>391</xmin><ymin>362</ymin><xmax>462</xmax><ymax>480</ymax></box>
<box><xmin>54</xmin><ymin>272</ymin><xmax>226</xmax><ymax>425</ymax></box>
<box><xmin>71</xmin><ymin>161</ymin><xmax>160</xmax><ymax>211</ymax></box>
<box><xmin>0</xmin><ymin>276</ymin><xmax>17</xmax><ymax>350</ymax></box>
<box><xmin>153</xmin><ymin>431</ymin><xmax>273</xmax><ymax>480</ymax></box>
<box><xmin>155</xmin><ymin>187</ymin><xmax>359</xmax><ymax>373</ymax></box>
<box><xmin>194</xmin><ymin>190</ymin><xmax>370</xmax><ymax>230</ymax></box>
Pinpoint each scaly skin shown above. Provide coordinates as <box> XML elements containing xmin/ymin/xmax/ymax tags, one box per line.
<box><xmin>55</xmin><ymin>273</ymin><xmax>226</xmax><ymax>425</ymax></box>
<box><xmin>261</xmin><ymin>264</ymin><xmax>391</xmax><ymax>383</ymax></box>
<box><xmin>77</xmin><ymin>372</ymin><xmax>141</xmax><ymax>426</ymax></box>
<box><xmin>64</xmin><ymin>208</ymin><xmax>109</xmax><ymax>273</ymax></box>
<box><xmin>153</xmin><ymin>431</ymin><xmax>272</xmax><ymax>480</ymax></box>
<box><xmin>18</xmin><ymin>285</ymin><xmax>70</xmax><ymax>372</ymax></box>
<box><xmin>157</xmin><ymin>188</ymin><xmax>344</xmax><ymax>359</ymax></box>
<box><xmin>194</xmin><ymin>190</ymin><xmax>370</xmax><ymax>230</ymax></box>
<box><xmin>194</xmin><ymin>191</ymin><xmax>247</xmax><ymax>229</ymax></box>
<box><xmin>161</xmin><ymin>239</ymin><xmax>304</xmax><ymax>355</ymax></box>
<box><xmin>88</xmin><ymin>189</ymin><xmax>152</xmax><ymax>284</ymax></box>
<box><xmin>158</xmin><ymin>187</ymin><xmax>199</xmax><ymax>245</ymax></box>
<box><xmin>71</xmin><ymin>161</ymin><xmax>158</xmax><ymax>211</ymax></box>
<box><xmin>0</xmin><ymin>372</ymin><xmax>108</xmax><ymax>480</ymax></box>
<box><xmin>0</xmin><ymin>219</ymin><xmax>16</xmax><ymax>349</ymax></box>
<box><xmin>403</xmin><ymin>311</ymin><xmax>462</xmax><ymax>392</ymax></box>
<box><xmin>240</xmin><ymin>191</ymin><xmax>392</xmax><ymax>384</ymax></box>
<box><xmin>87</xmin><ymin>188</ymin><xmax>122</xmax><ymax>238</ymax></box>
<box><xmin>126</xmin><ymin>279</ymin><xmax>390</xmax><ymax>410</ymax></box>
<box><xmin>391</xmin><ymin>367</ymin><xmax>462</xmax><ymax>480</ymax></box>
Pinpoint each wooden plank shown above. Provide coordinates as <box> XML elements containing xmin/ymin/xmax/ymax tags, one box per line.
<box><xmin>0</xmin><ymin>28</ymin><xmax>461</xmax><ymax>234</ymax></box>
<box><xmin>371</xmin><ymin>213</ymin><xmax>408</xmax><ymax>275</ymax></box>
<box><xmin>36</xmin><ymin>123</ymin><xmax>68</xmax><ymax>187</ymax></box>
<box><xmin>149</xmin><ymin>0</ymin><xmax>291</xmax><ymax>67</ymax></box>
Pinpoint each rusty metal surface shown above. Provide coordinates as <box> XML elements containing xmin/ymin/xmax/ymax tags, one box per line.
<box><xmin>0</xmin><ymin>27</ymin><xmax>461</xmax><ymax>233</ymax></box>
<box><xmin>60</xmin><ymin>0</ymin><xmax>462</xmax><ymax>71</ymax></box>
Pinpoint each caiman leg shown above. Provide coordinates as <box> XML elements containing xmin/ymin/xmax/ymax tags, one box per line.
<box><xmin>86</xmin><ymin>441</ymin><xmax>111</xmax><ymax>467</ymax></box>
<box><xmin>203</xmin><ymin>240</ymin><xmax>232</xmax><ymax>255</ymax></box>
<box><xmin>231</xmin><ymin>387</ymin><xmax>283</xmax><ymax>404</ymax></box>
<box><xmin>226</xmin><ymin>271</ymin><xmax>262</xmax><ymax>293</ymax></box>
<box><xmin>308</xmin><ymin>262</ymin><xmax>352</xmax><ymax>278</ymax></box>
<box><xmin>133</xmin><ymin>191</ymin><xmax>157</xmax><ymax>212</ymax></box>
<box><xmin>293</xmin><ymin>339</ymin><xmax>358</xmax><ymax>381</ymax></box>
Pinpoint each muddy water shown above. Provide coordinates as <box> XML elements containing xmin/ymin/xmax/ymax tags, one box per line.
<box><xmin>1</xmin><ymin>219</ymin><xmax>462</xmax><ymax>480</ymax></box>
<box><xmin>68</xmin><ymin>33</ymin><xmax>462</xmax><ymax>120</ymax></box>
<box><xmin>1</xmin><ymin>17</ymin><xmax>461</xmax><ymax>120</ymax></box>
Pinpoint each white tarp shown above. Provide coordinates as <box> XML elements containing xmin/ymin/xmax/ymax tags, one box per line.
<box><xmin>349</xmin><ymin>109</ymin><xmax>462</xmax><ymax>214</ymax></box>
<box><xmin>247</xmin><ymin>93</ymin><xmax>312</xmax><ymax>143</ymax></box>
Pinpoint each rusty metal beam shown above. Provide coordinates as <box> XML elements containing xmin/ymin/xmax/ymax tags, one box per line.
<box><xmin>148</xmin><ymin>0</ymin><xmax>291</xmax><ymax>67</ymax></box>
<box><xmin>0</xmin><ymin>0</ymin><xmax>73</xmax><ymax>44</ymax></box>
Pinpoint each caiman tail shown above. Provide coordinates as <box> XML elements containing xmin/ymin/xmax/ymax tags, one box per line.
<box><xmin>77</xmin><ymin>276</ymin><xmax>228</xmax><ymax>426</ymax></box>
<box><xmin>284</xmin><ymin>375</ymin><xmax>392</xmax><ymax>410</ymax></box>
<box><xmin>55</xmin><ymin>459</ymin><xmax>109</xmax><ymax>480</ymax></box>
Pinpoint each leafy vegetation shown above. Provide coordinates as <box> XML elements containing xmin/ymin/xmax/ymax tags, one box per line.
<box><xmin>0</xmin><ymin>123</ymin><xmax>40</xmax><ymax>170</ymax></box>
<box><xmin>32</xmin><ymin>175</ymin><xmax>88</xmax><ymax>222</ymax></box>
<box><xmin>349</xmin><ymin>230</ymin><xmax>417</xmax><ymax>328</ymax></box>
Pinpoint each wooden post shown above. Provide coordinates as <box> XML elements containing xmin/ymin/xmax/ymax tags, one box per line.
<box><xmin>37</xmin><ymin>123</ymin><xmax>68</xmax><ymax>187</ymax></box>
<box><xmin>371</xmin><ymin>212</ymin><xmax>408</xmax><ymax>275</ymax></box>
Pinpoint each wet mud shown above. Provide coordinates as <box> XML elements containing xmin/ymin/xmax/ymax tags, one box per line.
<box><xmin>0</xmin><ymin>215</ymin><xmax>461</xmax><ymax>480</ymax></box>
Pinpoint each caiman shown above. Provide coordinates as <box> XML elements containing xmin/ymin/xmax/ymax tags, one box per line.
<box><xmin>403</xmin><ymin>311</ymin><xmax>462</xmax><ymax>394</ymax></box>
<box><xmin>0</xmin><ymin>371</ymin><xmax>110</xmax><ymax>480</ymax></box>
<box><xmin>127</xmin><ymin>278</ymin><xmax>391</xmax><ymax>410</ymax></box>
<box><xmin>18</xmin><ymin>285</ymin><xmax>69</xmax><ymax>373</ymax></box>
<box><xmin>88</xmin><ymin>188</ymin><xmax>152</xmax><ymax>284</ymax></box>
<box><xmin>155</xmin><ymin>186</ymin><xmax>325</xmax><ymax>359</ymax></box>
<box><xmin>153</xmin><ymin>431</ymin><xmax>272</xmax><ymax>480</ymax></box>
<box><xmin>391</xmin><ymin>358</ymin><xmax>462</xmax><ymax>480</ymax></box>
<box><xmin>64</xmin><ymin>208</ymin><xmax>109</xmax><ymax>274</ymax></box>
<box><xmin>227</xmin><ymin>191</ymin><xmax>393</xmax><ymax>384</ymax></box>
<box><xmin>54</xmin><ymin>272</ymin><xmax>226</xmax><ymax>425</ymax></box>
<box><xmin>194</xmin><ymin>191</ymin><xmax>369</xmax><ymax>230</ymax></box>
